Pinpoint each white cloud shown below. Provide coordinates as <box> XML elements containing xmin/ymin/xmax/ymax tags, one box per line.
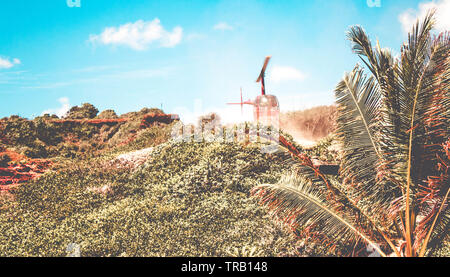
<box><xmin>0</xmin><ymin>57</ymin><xmax>21</xmax><ymax>69</ymax></box>
<box><xmin>42</xmin><ymin>97</ymin><xmax>71</xmax><ymax>118</ymax></box>
<box><xmin>0</xmin><ymin>59</ymin><xmax>13</xmax><ymax>69</ymax></box>
<box><xmin>213</xmin><ymin>22</ymin><xmax>233</xmax><ymax>31</ymax></box>
<box><xmin>269</xmin><ymin>66</ymin><xmax>306</xmax><ymax>83</ymax></box>
<box><xmin>89</xmin><ymin>19</ymin><xmax>183</xmax><ymax>50</ymax></box>
<box><xmin>399</xmin><ymin>0</ymin><xmax>450</xmax><ymax>33</ymax></box>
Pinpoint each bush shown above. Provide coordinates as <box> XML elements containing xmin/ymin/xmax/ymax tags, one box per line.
<box><xmin>97</xmin><ymin>110</ymin><xmax>118</xmax><ymax>119</ymax></box>
<box><xmin>23</xmin><ymin>140</ymin><xmax>48</xmax><ymax>158</ymax></box>
<box><xmin>0</xmin><ymin>140</ymin><xmax>304</xmax><ymax>257</ymax></box>
<box><xmin>0</xmin><ymin>116</ymin><xmax>36</xmax><ymax>146</ymax></box>
<box><xmin>66</xmin><ymin>103</ymin><xmax>99</xmax><ymax>119</ymax></box>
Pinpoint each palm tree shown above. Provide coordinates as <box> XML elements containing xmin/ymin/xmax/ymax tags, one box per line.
<box><xmin>252</xmin><ymin>11</ymin><xmax>449</xmax><ymax>257</ymax></box>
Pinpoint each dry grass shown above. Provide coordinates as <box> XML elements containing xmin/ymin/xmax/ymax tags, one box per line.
<box><xmin>280</xmin><ymin>105</ymin><xmax>337</xmax><ymax>144</ymax></box>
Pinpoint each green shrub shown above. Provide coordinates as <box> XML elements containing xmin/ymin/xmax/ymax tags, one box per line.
<box><xmin>66</xmin><ymin>103</ymin><xmax>99</xmax><ymax>119</ymax></box>
<box><xmin>0</xmin><ymin>140</ymin><xmax>304</xmax><ymax>257</ymax></box>
<box><xmin>97</xmin><ymin>110</ymin><xmax>118</xmax><ymax>119</ymax></box>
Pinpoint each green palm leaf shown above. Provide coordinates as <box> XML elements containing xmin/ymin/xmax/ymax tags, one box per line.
<box><xmin>252</xmin><ymin>174</ymin><xmax>387</xmax><ymax>257</ymax></box>
<box><xmin>335</xmin><ymin>67</ymin><xmax>400</xmax><ymax>218</ymax></box>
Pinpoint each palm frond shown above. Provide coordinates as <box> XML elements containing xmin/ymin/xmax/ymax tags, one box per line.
<box><xmin>347</xmin><ymin>24</ymin><xmax>407</xmax><ymax>189</ymax></box>
<box><xmin>398</xmin><ymin>12</ymin><xmax>445</xmax><ymax>256</ymax></box>
<box><xmin>335</xmin><ymin>66</ymin><xmax>380</xmax><ymax>173</ymax></box>
<box><xmin>252</xmin><ymin>174</ymin><xmax>387</xmax><ymax>257</ymax></box>
<box><xmin>347</xmin><ymin>25</ymin><xmax>397</xmax><ymax>85</ymax></box>
<box><xmin>422</xmin><ymin>210</ymin><xmax>450</xmax><ymax>256</ymax></box>
<box><xmin>275</xmin><ymin>135</ymin><xmax>400</xmax><ymax>254</ymax></box>
<box><xmin>416</xmin><ymin>32</ymin><xmax>450</xmax><ymax>181</ymax></box>
<box><xmin>416</xmin><ymin>138</ymin><xmax>450</xmax><ymax>255</ymax></box>
<box><xmin>335</xmin><ymin>67</ymin><xmax>400</xmax><ymax>216</ymax></box>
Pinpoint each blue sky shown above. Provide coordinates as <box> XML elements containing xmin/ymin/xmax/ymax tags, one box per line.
<box><xmin>0</xmin><ymin>0</ymin><xmax>449</xmax><ymax>123</ymax></box>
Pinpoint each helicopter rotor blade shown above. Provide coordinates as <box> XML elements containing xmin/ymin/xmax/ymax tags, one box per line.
<box><xmin>256</xmin><ymin>56</ymin><xmax>271</xmax><ymax>83</ymax></box>
<box><xmin>240</xmin><ymin>88</ymin><xmax>243</xmax><ymax>115</ymax></box>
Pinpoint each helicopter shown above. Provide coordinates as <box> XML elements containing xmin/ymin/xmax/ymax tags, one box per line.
<box><xmin>227</xmin><ymin>56</ymin><xmax>280</xmax><ymax>126</ymax></box>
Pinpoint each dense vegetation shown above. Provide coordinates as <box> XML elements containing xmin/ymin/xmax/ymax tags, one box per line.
<box><xmin>0</xmin><ymin>100</ymin><xmax>343</xmax><ymax>256</ymax></box>
<box><xmin>0</xmin><ymin>136</ymin><xmax>334</xmax><ymax>257</ymax></box>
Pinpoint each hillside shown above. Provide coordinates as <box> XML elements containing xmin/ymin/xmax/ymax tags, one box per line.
<box><xmin>0</xmin><ymin>104</ymin><xmax>178</xmax><ymax>189</ymax></box>
<box><xmin>280</xmin><ymin>105</ymin><xmax>337</xmax><ymax>146</ymax></box>
<box><xmin>0</xmin><ymin>141</ymin><xmax>298</xmax><ymax>256</ymax></box>
<box><xmin>0</xmin><ymin>105</ymin><xmax>177</xmax><ymax>160</ymax></box>
<box><xmin>0</xmin><ymin>103</ymin><xmax>343</xmax><ymax>257</ymax></box>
